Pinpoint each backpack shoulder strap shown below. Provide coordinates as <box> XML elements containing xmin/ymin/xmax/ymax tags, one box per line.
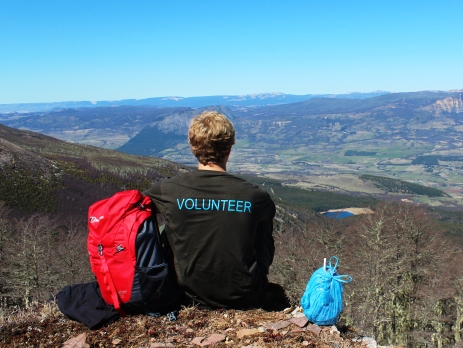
<box><xmin>100</xmin><ymin>254</ymin><xmax>122</xmax><ymax>310</ymax></box>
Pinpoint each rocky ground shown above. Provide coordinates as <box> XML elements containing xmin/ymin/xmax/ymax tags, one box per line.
<box><xmin>0</xmin><ymin>302</ymin><xmax>392</xmax><ymax>348</ymax></box>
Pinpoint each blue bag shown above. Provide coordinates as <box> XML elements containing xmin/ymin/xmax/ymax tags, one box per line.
<box><xmin>300</xmin><ymin>256</ymin><xmax>352</xmax><ymax>326</ymax></box>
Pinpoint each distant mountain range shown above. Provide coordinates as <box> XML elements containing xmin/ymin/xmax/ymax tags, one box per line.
<box><xmin>3</xmin><ymin>89</ymin><xmax>459</xmax><ymax>155</ymax></box>
<box><xmin>114</xmin><ymin>90</ymin><xmax>463</xmax><ymax>160</ymax></box>
<box><xmin>0</xmin><ymin>91</ymin><xmax>391</xmax><ymax>113</ymax></box>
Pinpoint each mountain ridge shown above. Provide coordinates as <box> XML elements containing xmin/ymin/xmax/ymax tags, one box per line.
<box><xmin>0</xmin><ymin>91</ymin><xmax>391</xmax><ymax>113</ymax></box>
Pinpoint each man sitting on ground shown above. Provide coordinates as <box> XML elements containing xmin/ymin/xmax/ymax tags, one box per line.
<box><xmin>143</xmin><ymin>111</ymin><xmax>275</xmax><ymax>309</ymax></box>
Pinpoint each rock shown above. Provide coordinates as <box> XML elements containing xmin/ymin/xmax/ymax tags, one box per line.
<box><xmin>361</xmin><ymin>337</ymin><xmax>378</xmax><ymax>348</ymax></box>
<box><xmin>165</xmin><ymin>336</ymin><xmax>181</xmax><ymax>343</ymax></box>
<box><xmin>263</xmin><ymin>320</ymin><xmax>291</xmax><ymax>330</ymax></box>
<box><xmin>306</xmin><ymin>324</ymin><xmax>321</xmax><ymax>336</ymax></box>
<box><xmin>291</xmin><ymin>328</ymin><xmax>307</xmax><ymax>333</ymax></box>
<box><xmin>236</xmin><ymin>328</ymin><xmax>261</xmax><ymax>339</ymax></box>
<box><xmin>62</xmin><ymin>333</ymin><xmax>89</xmax><ymax>348</ymax></box>
<box><xmin>291</xmin><ymin>306</ymin><xmax>303</xmax><ymax>315</ymax></box>
<box><xmin>111</xmin><ymin>338</ymin><xmax>122</xmax><ymax>345</ymax></box>
<box><xmin>293</xmin><ymin>312</ymin><xmax>307</xmax><ymax>318</ymax></box>
<box><xmin>203</xmin><ymin>333</ymin><xmax>226</xmax><ymax>346</ymax></box>
<box><xmin>192</xmin><ymin>337</ymin><xmax>206</xmax><ymax>345</ymax></box>
<box><xmin>191</xmin><ymin>333</ymin><xmax>226</xmax><ymax>347</ymax></box>
<box><xmin>214</xmin><ymin>319</ymin><xmax>229</xmax><ymax>328</ymax></box>
<box><xmin>151</xmin><ymin>343</ymin><xmax>175</xmax><ymax>348</ymax></box>
<box><xmin>283</xmin><ymin>307</ymin><xmax>293</xmax><ymax>313</ymax></box>
<box><xmin>289</xmin><ymin>316</ymin><xmax>309</xmax><ymax>328</ymax></box>
<box><xmin>330</xmin><ymin>325</ymin><xmax>340</xmax><ymax>336</ymax></box>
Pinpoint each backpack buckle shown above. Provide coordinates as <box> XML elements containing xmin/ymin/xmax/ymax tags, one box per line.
<box><xmin>167</xmin><ymin>310</ymin><xmax>178</xmax><ymax>322</ymax></box>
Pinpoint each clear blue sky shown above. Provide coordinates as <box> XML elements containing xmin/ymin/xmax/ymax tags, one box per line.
<box><xmin>1</xmin><ymin>0</ymin><xmax>462</xmax><ymax>103</ymax></box>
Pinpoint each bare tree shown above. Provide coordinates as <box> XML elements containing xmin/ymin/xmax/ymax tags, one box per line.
<box><xmin>451</xmin><ymin>277</ymin><xmax>463</xmax><ymax>344</ymax></box>
<box><xmin>270</xmin><ymin>225</ymin><xmax>316</xmax><ymax>303</ymax></box>
<box><xmin>345</xmin><ymin>203</ymin><xmax>449</xmax><ymax>346</ymax></box>
<box><xmin>52</xmin><ymin>216</ymin><xmax>93</xmax><ymax>286</ymax></box>
<box><xmin>270</xmin><ymin>215</ymin><xmax>349</xmax><ymax>304</ymax></box>
<box><xmin>0</xmin><ymin>202</ymin><xmax>11</xmax><ymax>296</ymax></box>
<box><xmin>312</xmin><ymin>214</ymin><xmax>346</xmax><ymax>256</ymax></box>
<box><xmin>4</xmin><ymin>215</ymin><xmax>59</xmax><ymax>304</ymax></box>
<box><xmin>2</xmin><ymin>213</ymin><xmax>94</xmax><ymax>304</ymax></box>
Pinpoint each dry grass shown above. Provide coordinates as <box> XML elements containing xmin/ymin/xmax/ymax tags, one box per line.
<box><xmin>0</xmin><ymin>301</ymin><xmax>63</xmax><ymax>327</ymax></box>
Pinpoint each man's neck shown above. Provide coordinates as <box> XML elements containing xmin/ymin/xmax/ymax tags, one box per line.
<box><xmin>197</xmin><ymin>162</ymin><xmax>227</xmax><ymax>172</ymax></box>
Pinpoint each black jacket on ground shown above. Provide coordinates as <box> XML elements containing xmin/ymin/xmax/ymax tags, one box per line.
<box><xmin>143</xmin><ymin>170</ymin><xmax>275</xmax><ymax>308</ymax></box>
<box><xmin>56</xmin><ymin>282</ymin><xmax>120</xmax><ymax>330</ymax></box>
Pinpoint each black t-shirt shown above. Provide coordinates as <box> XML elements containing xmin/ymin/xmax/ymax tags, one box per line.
<box><xmin>143</xmin><ymin>170</ymin><xmax>275</xmax><ymax>308</ymax></box>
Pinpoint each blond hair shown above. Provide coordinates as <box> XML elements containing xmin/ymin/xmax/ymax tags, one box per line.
<box><xmin>188</xmin><ymin>111</ymin><xmax>235</xmax><ymax>164</ymax></box>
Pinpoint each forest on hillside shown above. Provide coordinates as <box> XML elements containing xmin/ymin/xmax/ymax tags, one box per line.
<box><xmin>360</xmin><ymin>174</ymin><xmax>449</xmax><ymax>198</ymax></box>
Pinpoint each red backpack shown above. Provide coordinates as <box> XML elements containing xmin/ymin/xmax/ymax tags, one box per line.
<box><xmin>87</xmin><ymin>190</ymin><xmax>181</xmax><ymax>314</ymax></box>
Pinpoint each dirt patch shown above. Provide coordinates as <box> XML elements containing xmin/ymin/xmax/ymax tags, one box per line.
<box><xmin>0</xmin><ymin>302</ymin><xmax>369</xmax><ymax>347</ymax></box>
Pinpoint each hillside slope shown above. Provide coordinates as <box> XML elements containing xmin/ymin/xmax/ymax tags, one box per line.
<box><xmin>0</xmin><ymin>124</ymin><xmax>186</xmax><ymax>217</ymax></box>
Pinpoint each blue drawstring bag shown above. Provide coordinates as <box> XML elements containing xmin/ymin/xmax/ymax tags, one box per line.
<box><xmin>300</xmin><ymin>256</ymin><xmax>352</xmax><ymax>326</ymax></box>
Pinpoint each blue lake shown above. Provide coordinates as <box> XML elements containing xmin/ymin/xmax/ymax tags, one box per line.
<box><xmin>321</xmin><ymin>211</ymin><xmax>355</xmax><ymax>219</ymax></box>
